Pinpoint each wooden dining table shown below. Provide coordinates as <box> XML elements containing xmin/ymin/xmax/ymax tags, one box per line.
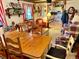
<box><xmin>4</xmin><ymin>31</ymin><xmax>52</xmax><ymax>59</ymax></box>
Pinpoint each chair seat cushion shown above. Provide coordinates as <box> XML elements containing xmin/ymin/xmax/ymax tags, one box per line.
<box><xmin>55</xmin><ymin>37</ymin><xmax>68</xmax><ymax>48</ymax></box>
<box><xmin>47</xmin><ymin>47</ymin><xmax>66</xmax><ymax>59</ymax></box>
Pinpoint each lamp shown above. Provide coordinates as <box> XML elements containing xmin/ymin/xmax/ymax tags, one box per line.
<box><xmin>47</xmin><ymin>12</ymin><xmax>51</xmax><ymax>20</ymax></box>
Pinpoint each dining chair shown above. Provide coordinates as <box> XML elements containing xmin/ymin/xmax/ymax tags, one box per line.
<box><xmin>32</xmin><ymin>25</ymin><xmax>42</xmax><ymax>35</ymax></box>
<box><xmin>32</xmin><ymin>19</ymin><xmax>43</xmax><ymax>35</ymax></box>
<box><xmin>26</xmin><ymin>20</ymin><xmax>33</xmax><ymax>33</ymax></box>
<box><xmin>0</xmin><ymin>34</ymin><xmax>7</xmax><ymax>59</ymax></box>
<box><xmin>46</xmin><ymin>35</ymin><xmax>75</xmax><ymax>59</ymax></box>
<box><xmin>3</xmin><ymin>34</ymin><xmax>23</xmax><ymax>59</ymax></box>
<box><xmin>55</xmin><ymin>36</ymin><xmax>69</xmax><ymax>48</ymax></box>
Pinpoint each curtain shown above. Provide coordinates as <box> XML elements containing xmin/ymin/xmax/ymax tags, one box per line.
<box><xmin>0</xmin><ymin>0</ymin><xmax>7</xmax><ymax>26</ymax></box>
<box><xmin>23</xmin><ymin>3</ymin><xmax>33</xmax><ymax>20</ymax></box>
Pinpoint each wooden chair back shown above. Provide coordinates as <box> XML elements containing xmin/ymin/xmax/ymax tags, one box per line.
<box><xmin>3</xmin><ymin>34</ymin><xmax>23</xmax><ymax>59</ymax></box>
<box><xmin>66</xmin><ymin>35</ymin><xmax>75</xmax><ymax>54</ymax></box>
<box><xmin>0</xmin><ymin>34</ymin><xmax>8</xmax><ymax>59</ymax></box>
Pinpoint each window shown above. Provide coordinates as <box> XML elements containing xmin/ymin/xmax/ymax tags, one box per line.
<box><xmin>26</xmin><ymin>7</ymin><xmax>33</xmax><ymax>20</ymax></box>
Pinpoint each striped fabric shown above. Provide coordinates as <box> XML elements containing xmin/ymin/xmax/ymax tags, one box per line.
<box><xmin>55</xmin><ymin>37</ymin><xmax>68</xmax><ymax>48</ymax></box>
<box><xmin>0</xmin><ymin>0</ymin><xmax>7</xmax><ymax>26</ymax></box>
<box><xmin>69</xmin><ymin>23</ymin><xmax>79</xmax><ymax>38</ymax></box>
<box><xmin>62</xmin><ymin>23</ymin><xmax>79</xmax><ymax>38</ymax></box>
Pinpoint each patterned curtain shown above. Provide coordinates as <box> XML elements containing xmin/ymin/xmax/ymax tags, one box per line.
<box><xmin>0</xmin><ymin>0</ymin><xmax>7</xmax><ymax>26</ymax></box>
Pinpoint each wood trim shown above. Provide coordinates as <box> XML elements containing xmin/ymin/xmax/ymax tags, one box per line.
<box><xmin>34</xmin><ymin>1</ymin><xmax>47</xmax><ymax>3</ymax></box>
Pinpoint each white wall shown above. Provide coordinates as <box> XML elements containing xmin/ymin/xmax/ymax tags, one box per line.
<box><xmin>2</xmin><ymin>0</ymin><xmax>23</xmax><ymax>26</ymax></box>
<box><xmin>66</xmin><ymin>0</ymin><xmax>79</xmax><ymax>10</ymax></box>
